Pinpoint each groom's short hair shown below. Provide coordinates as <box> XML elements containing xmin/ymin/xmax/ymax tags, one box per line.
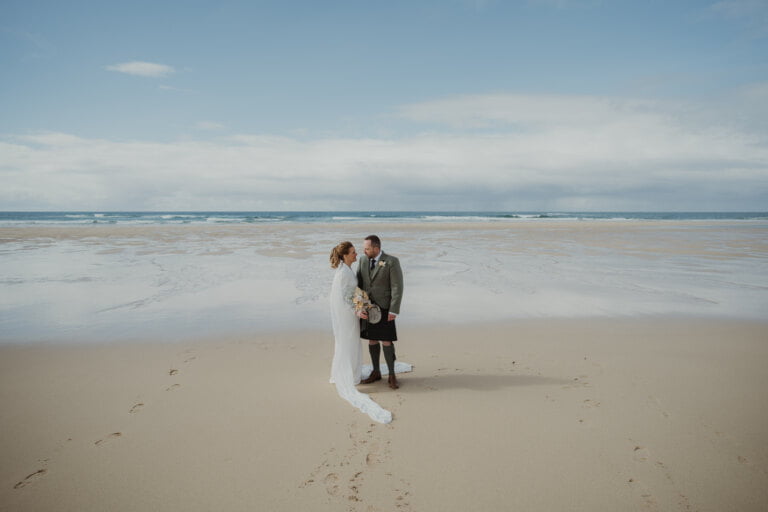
<box><xmin>365</xmin><ymin>235</ymin><xmax>381</xmax><ymax>248</ymax></box>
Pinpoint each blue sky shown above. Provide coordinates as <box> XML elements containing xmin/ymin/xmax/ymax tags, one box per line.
<box><xmin>1</xmin><ymin>0</ymin><xmax>767</xmax><ymax>211</ymax></box>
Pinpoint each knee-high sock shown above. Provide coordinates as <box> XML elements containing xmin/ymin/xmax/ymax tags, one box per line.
<box><xmin>369</xmin><ymin>343</ymin><xmax>381</xmax><ymax>372</ymax></box>
<box><xmin>383</xmin><ymin>344</ymin><xmax>396</xmax><ymax>376</ymax></box>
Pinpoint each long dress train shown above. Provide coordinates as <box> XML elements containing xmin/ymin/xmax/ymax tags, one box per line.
<box><xmin>329</xmin><ymin>264</ymin><xmax>393</xmax><ymax>424</ymax></box>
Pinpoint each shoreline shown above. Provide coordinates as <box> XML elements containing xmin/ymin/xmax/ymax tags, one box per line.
<box><xmin>2</xmin><ymin>219</ymin><xmax>767</xmax><ymax>342</ymax></box>
<box><xmin>3</xmin><ymin>216</ymin><xmax>768</xmax><ymax>232</ymax></box>
<box><xmin>0</xmin><ymin>313</ymin><xmax>765</xmax><ymax>346</ymax></box>
<box><xmin>2</xmin><ymin>317</ymin><xmax>767</xmax><ymax>511</ymax></box>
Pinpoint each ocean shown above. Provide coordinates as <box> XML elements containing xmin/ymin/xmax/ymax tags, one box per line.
<box><xmin>1</xmin><ymin>213</ymin><xmax>767</xmax><ymax>343</ymax></box>
<box><xmin>1</xmin><ymin>210</ymin><xmax>766</xmax><ymax>226</ymax></box>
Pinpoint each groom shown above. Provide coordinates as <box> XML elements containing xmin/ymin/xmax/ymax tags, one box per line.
<box><xmin>358</xmin><ymin>235</ymin><xmax>404</xmax><ymax>389</ymax></box>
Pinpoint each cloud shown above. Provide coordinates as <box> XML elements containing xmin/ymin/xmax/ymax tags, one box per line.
<box><xmin>395</xmin><ymin>93</ymin><xmax>667</xmax><ymax>129</ymax></box>
<box><xmin>2</xmin><ymin>91</ymin><xmax>767</xmax><ymax>211</ymax></box>
<box><xmin>105</xmin><ymin>61</ymin><xmax>175</xmax><ymax>77</ymax></box>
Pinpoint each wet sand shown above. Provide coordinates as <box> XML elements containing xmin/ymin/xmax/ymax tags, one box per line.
<box><xmin>2</xmin><ymin>220</ymin><xmax>767</xmax><ymax>342</ymax></box>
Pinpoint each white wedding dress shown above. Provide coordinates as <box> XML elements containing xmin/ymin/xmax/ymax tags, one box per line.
<box><xmin>330</xmin><ymin>263</ymin><xmax>410</xmax><ymax>424</ymax></box>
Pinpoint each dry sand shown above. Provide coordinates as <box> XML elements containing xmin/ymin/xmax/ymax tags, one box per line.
<box><xmin>2</xmin><ymin>318</ymin><xmax>767</xmax><ymax>511</ymax></box>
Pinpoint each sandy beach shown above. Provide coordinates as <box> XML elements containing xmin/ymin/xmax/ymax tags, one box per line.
<box><xmin>1</xmin><ymin>319</ymin><xmax>767</xmax><ymax>511</ymax></box>
<box><xmin>1</xmin><ymin>220</ymin><xmax>767</xmax><ymax>511</ymax></box>
<box><xmin>5</xmin><ymin>0</ymin><xmax>768</xmax><ymax>508</ymax></box>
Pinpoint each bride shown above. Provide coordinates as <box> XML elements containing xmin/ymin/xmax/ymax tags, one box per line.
<box><xmin>329</xmin><ymin>241</ymin><xmax>392</xmax><ymax>424</ymax></box>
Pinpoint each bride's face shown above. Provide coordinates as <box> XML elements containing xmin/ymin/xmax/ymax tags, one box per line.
<box><xmin>343</xmin><ymin>246</ymin><xmax>358</xmax><ymax>266</ymax></box>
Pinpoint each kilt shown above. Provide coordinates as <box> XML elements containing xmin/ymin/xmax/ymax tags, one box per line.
<box><xmin>360</xmin><ymin>308</ymin><xmax>397</xmax><ymax>341</ymax></box>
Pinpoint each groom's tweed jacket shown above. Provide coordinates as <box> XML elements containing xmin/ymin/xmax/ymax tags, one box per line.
<box><xmin>357</xmin><ymin>252</ymin><xmax>404</xmax><ymax>315</ymax></box>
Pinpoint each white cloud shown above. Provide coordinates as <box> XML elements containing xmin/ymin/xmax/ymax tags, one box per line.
<box><xmin>2</xmin><ymin>91</ymin><xmax>767</xmax><ymax>211</ymax></box>
<box><xmin>106</xmin><ymin>61</ymin><xmax>175</xmax><ymax>77</ymax></box>
<box><xmin>395</xmin><ymin>93</ymin><xmax>668</xmax><ymax>129</ymax></box>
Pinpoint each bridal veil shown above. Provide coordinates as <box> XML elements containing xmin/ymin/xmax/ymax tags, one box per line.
<box><xmin>330</xmin><ymin>264</ymin><xmax>393</xmax><ymax>424</ymax></box>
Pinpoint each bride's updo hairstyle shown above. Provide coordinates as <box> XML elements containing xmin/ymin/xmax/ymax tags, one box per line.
<box><xmin>330</xmin><ymin>241</ymin><xmax>354</xmax><ymax>268</ymax></box>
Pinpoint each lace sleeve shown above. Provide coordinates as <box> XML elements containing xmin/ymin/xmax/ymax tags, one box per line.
<box><xmin>341</xmin><ymin>268</ymin><xmax>357</xmax><ymax>312</ymax></box>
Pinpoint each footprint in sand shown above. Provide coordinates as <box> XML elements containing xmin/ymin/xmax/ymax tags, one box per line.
<box><xmin>299</xmin><ymin>448</ymin><xmax>337</xmax><ymax>488</ymax></box>
<box><xmin>179</xmin><ymin>348</ymin><xmax>197</xmax><ymax>364</ymax></box>
<box><xmin>166</xmin><ymin>383</ymin><xmax>181</xmax><ymax>391</ymax></box>
<box><xmin>394</xmin><ymin>478</ymin><xmax>414</xmax><ymax>511</ymax></box>
<box><xmin>129</xmin><ymin>403</ymin><xmax>144</xmax><ymax>414</ymax></box>
<box><xmin>301</xmin><ymin>420</ymin><xmax>408</xmax><ymax>509</ymax></box>
<box><xmin>633</xmin><ymin>445</ymin><xmax>651</xmax><ymax>462</ymax></box>
<box><xmin>366</xmin><ymin>438</ymin><xmax>385</xmax><ymax>466</ymax></box>
<box><xmin>348</xmin><ymin>470</ymin><xmax>364</xmax><ymax>502</ymax></box>
<box><xmin>627</xmin><ymin>478</ymin><xmax>659</xmax><ymax>511</ymax></box>
<box><xmin>323</xmin><ymin>473</ymin><xmax>341</xmax><ymax>496</ymax></box>
<box><xmin>13</xmin><ymin>469</ymin><xmax>47</xmax><ymax>489</ymax></box>
<box><xmin>169</xmin><ymin>369</ymin><xmax>179</xmax><ymax>376</ymax></box>
<box><xmin>95</xmin><ymin>432</ymin><xmax>122</xmax><ymax>446</ymax></box>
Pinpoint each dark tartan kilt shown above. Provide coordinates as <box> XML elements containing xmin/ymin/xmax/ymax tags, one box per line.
<box><xmin>360</xmin><ymin>308</ymin><xmax>397</xmax><ymax>341</ymax></box>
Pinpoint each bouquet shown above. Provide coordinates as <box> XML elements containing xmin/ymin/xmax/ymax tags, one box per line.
<box><xmin>353</xmin><ymin>287</ymin><xmax>381</xmax><ymax>324</ymax></box>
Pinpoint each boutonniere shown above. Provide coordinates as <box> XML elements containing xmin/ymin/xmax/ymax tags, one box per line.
<box><xmin>378</xmin><ymin>261</ymin><xmax>386</xmax><ymax>267</ymax></box>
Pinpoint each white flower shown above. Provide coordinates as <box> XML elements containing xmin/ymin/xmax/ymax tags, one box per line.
<box><xmin>378</xmin><ymin>261</ymin><xmax>386</xmax><ymax>267</ymax></box>
<box><xmin>353</xmin><ymin>287</ymin><xmax>373</xmax><ymax>313</ymax></box>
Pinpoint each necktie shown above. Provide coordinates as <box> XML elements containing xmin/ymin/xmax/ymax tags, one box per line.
<box><xmin>370</xmin><ymin>258</ymin><xmax>376</xmax><ymax>271</ymax></box>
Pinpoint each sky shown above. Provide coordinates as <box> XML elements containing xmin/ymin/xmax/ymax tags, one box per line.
<box><xmin>1</xmin><ymin>0</ymin><xmax>767</xmax><ymax>212</ymax></box>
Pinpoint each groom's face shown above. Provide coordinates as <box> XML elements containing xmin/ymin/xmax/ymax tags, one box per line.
<box><xmin>363</xmin><ymin>240</ymin><xmax>380</xmax><ymax>259</ymax></box>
